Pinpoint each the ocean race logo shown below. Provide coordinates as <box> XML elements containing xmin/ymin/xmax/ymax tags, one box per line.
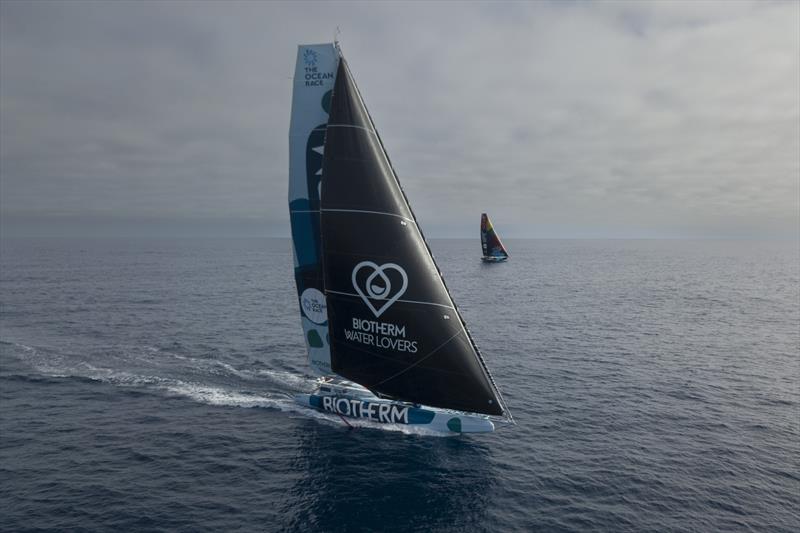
<box><xmin>302</xmin><ymin>48</ymin><xmax>334</xmax><ymax>87</ymax></box>
<box><xmin>303</xmin><ymin>49</ymin><xmax>318</xmax><ymax>66</ymax></box>
<box><xmin>351</xmin><ymin>261</ymin><xmax>407</xmax><ymax>318</ymax></box>
<box><xmin>300</xmin><ymin>287</ymin><xmax>327</xmax><ymax>324</ymax></box>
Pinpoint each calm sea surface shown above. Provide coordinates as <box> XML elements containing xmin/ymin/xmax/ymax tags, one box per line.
<box><xmin>1</xmin><ymin>237</ymin><xmax>798</xmax><ymax>532</ymax></box>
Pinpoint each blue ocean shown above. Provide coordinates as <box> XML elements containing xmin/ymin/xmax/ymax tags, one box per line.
<box><xmin>1</xmin><ymin>237</ymin><xmax>797</xmax><ymax>532</ymax></box>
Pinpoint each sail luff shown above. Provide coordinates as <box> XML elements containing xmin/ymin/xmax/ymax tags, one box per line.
<box><xmin>320</xmin><ymin>52</ymin><xmax>510</xmax><ymax>417</ymax></box>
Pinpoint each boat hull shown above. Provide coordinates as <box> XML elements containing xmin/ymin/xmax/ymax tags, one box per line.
<box><xmin>295</xmin><ymin>393</ymin><xmax>495</xmax><ymax>433</ymax></box>
<box><xmin>481</xmin><ymin>256</ymin><xmax>508</xmax><ymax>263</ymax></box>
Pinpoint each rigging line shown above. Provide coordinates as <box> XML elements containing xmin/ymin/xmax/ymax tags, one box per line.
<box><xmin>370</xmin><ymin>329</ymin><xmax>464</xmax><ymax>388</ymax></box>
<box><xmin>325</xmin><ymin>289</ymin><xmax>455</xmax><ymax>310</ymax></box>
<box><xmin>336</xmin><ymin>412</ymin><xmax>355</xmax><ymax>429</ymax></box>
<box><xmin>326</xmin><ymin>123</ymin><xmax>376</xmax><ymax>134</ymax></box>
<box><xmin>321</xmin><ymin>208</ymin><xmax>415</xmax><ymax>223</ymax></box>
<box><xmin>492</xmin><ymin>419</ymin><xmax>518</xmax><ymax>432</ymax></box>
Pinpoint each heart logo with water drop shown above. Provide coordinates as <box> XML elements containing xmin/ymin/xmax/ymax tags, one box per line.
<box><xmin>351</xmin><ymin>261</ymin><xmax>408</xmax><ymax>318</ymax></box>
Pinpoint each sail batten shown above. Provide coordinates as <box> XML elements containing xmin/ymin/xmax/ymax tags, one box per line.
<box><xmin>321</xmin><ymin>208</ymin><xmax>416</xmax><ymax>223</ymax></box>
<box><xmin>327</xmin><ymin>123</ymin><xmax>377</xmax><ymax>133</ymax></box>
<box><xmin>318</xmin><ymin>54</ymin><xmax>508</xmax><ymax>417</ymax></box>
<box><xmin>325</xmin><ymin>290</ymin><xmax>456</xmax><ymax>310</ymax></box>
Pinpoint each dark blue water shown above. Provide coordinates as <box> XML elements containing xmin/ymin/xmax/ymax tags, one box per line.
<box><xmin>1</xmin><ymin>237</ymin><xmax>798</xmax><ymax>532</ymax></box>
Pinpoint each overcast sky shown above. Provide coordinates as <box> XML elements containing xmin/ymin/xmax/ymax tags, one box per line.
<box><xmin>1</xmin><ymin>0</ymin><xmax>798</xmax><ymax>238</ymax></box>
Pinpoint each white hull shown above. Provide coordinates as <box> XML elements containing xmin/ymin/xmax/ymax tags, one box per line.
<box><xmin>294</xmin><ymin>381</ymin><xmax>494</xmax><ymax>434</ymax></box>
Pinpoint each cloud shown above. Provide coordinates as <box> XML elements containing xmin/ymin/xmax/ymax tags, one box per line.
<box><xmin>1</xmin><ymin>0</ymin><xmax>797</xmax><ymax>238</ymax></box>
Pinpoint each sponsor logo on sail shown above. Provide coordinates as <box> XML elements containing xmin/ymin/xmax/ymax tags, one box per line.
<box><xmin>346</xmin><ymin>262</ymin><xmax>417</xmax><ymax>353</ymax></box>
<box><xmin>300</xmin><ymin>287</ymin><xmax>327</xmax><ymax>324</ymax></box>
<box><xmin>344</xmin><ymin>317</ymin><xmax>418</xmax><ymax>353</ymax></box>
<box><xmin>303</xmin><ymin>49</ymin><xmax>318</xmax><ymax>66</ymax></box>
<box><xmin>302</xmin><ymin>49</ymin><xmax>334</xmax><ymax>87</ymax></box>
<box><xmin>351</xmin><ymin>261</ymin><xmax>408</xmax><ymax>318</ymax></box>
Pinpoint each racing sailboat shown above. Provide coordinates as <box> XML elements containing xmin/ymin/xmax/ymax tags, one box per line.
<box><xmin>288</xmin><ymin>43</ymin><xmax>512</xmax><ymax>433</ymax></box>
<box><xmin>480</xmin><ymin>213</ymin><xmax>509</xmax><ymax>262</ymax></box>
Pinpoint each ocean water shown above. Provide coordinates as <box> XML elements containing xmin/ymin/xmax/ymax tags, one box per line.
<box><xmin>1</xmin><ymin>237</ymin><xmax>798</xmax><ymax>532</ymax></box>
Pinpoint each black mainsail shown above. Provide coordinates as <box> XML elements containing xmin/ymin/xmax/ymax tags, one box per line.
<box><xmin>320</xmin><ymin>55</ymin><xmax>507</xmax><ymax>417</ymax></box>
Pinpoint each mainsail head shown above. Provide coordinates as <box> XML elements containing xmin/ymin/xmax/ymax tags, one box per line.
<box><xmin>319</xmin><ymin>54</ymin><xmax>509</xmax><ymax>417</ymax></box>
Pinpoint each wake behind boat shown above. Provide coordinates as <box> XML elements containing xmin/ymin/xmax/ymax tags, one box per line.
<box><xmin>480</xmin><ymin>213</ymin><xmax>509</xmax><ymax>262</ymax></box>
<box><xmin>287</xmin><ymin>43</ymin><xmax>512</xmax><ymax>434</ymax></box>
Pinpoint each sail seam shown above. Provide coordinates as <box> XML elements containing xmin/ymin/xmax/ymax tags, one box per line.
<box><xmin>321</xmin><ymin>208</ymin><xmax>415</xmax><ymax>223</ymax></box>
<box><xmin>370</xmin><ymin>330</ymin><xmax>464</xmax><ymax>388</ymax></box>
<box><xmin>325</xmin><ymin>289</ymin><xmax>454</xmax><ymax>310</ymax></box>
<box><xmin>327</xmin><ymin>123</ymin><xmax>376</xmax><ymax>134</ymax></box>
